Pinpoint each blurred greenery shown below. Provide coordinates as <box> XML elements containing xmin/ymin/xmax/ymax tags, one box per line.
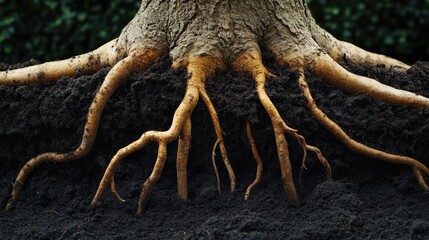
<box><xmin>0</xmin><ymin>0</ymin><xmax>140</xmax><ymax>63</ymax></box>
<box><xmin>307</xmin><ymin>0</ymin><xmax>429</xmax><ymax>62</ymax></box>
<box><xmin>0</xmin><ymin>0</ymin><xmax>428</xmax><ymax>64</ymax></box>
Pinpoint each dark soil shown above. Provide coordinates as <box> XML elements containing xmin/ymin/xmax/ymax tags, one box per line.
<box><xmin>1</xmin><ymin>55</ymin><xmax>429</xmax><ymax>239</ymax></box>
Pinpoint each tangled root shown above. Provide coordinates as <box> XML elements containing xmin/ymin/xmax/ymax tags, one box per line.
<box><xmin>2</xmin><ymin>1</ymin><xmax>429</xmax><ymax>214</ymax></box>
<box><xmin>90</xmin><ymin>57</ymin><xmax>236</xmax><ymax>214</ymax></box>
<box><xmin>4</xmin><ymin>45</ymin><xmax>164</xmax><ymax>210</ymax></box>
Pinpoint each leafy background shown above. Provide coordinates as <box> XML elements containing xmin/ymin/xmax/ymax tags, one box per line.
<box><xmin>0</xmin><ymin>0</ymin><xmax>428</xmax><ymax>63</ymax></box>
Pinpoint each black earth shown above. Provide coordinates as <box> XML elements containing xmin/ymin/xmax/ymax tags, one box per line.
<box><xmin>1</xmin><ymin>55</ymin><xmax>429</xmax><ymax>239</ymax></box>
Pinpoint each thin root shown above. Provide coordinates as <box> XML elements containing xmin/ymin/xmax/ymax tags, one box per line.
<box><xmin>211</xmin><ymin>139</ymin><xmax>222</xmax><ymax>194</ymax></box>
<box><xmin>244</xmin><ymin>120</ymin><xmax>263</xmax><ymax>201</ymax></box>
<box><xmin>200</xmin><ymin>87</ymin><xmax>236</xmax><ymax>193</ymax></box>
<box><xmin>233</xmin><ymin>52</ymin><xmax>332</xmax><ymax>207</ymax></box>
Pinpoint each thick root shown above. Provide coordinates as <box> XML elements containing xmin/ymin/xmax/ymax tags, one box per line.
<box><xmin>233</xmin><ymin>52</ymin><xmax>332</xmax><ymax>206</ymax></box>
<box><xmin>296</xmin><ymin>68</ymin><xmax>429</xmax><ymax>190</ymax></box>
<box><xmin>312</xmin><ymin>25</ymin><xmax>410</xmax><ymax>70</ymax></box>
<box><xmin>4</xmin><ymin>48</ymin><xmax>163</xmax><ymax>210</ymax></box>
<box><xmin>91</xmin><ymin>56</ymin><xmax>235</xmax><ymax>214</ymax></box>
<box><xmin>176</xmin><ymin>117</ymin><xmax>192</xmax><ymax>200</ymax></box>
<box><xmin>311</xmin><ymin>53</ymin><xmax>429</xmax><ymax>108</ymax></box>
<box><xmin>0</xmin><ymin>39</ymin><xmax>124</xmax><ymax>85</ymax></box>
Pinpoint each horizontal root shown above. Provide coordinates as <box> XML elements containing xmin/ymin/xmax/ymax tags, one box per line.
<box><xmin>0</xmin><ymin>39</ymin><xmax>124</xmax><ymax>85</ymax></box>
<box><xmin>312</xmin><ymin>53</ymin><xmax>429</xmax><ymax>108</ymax></box>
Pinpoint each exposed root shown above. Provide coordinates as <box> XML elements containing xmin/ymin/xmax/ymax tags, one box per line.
<box><xmin>91</xmin><ymin>83</ymin><xmax>199</xmax><ymax>214</ymax></box>
<box><xmin>91</xmin><ymin>57</ymin><xmax>235</xmax><ymax>214</ymax></box>
<box><xmin>211</xmin><ymin>139</ymin><xmax>222</xmax><ymax>194</ymax></box>
<box><xmin>233</xmin><ymin>52</ymin><xmax>332</xmax><ymax>206</ymax></box>
<box><xmin>0</xmin><ymin>39</ymin><xmax>124</xmax><ymax>85</ymax></box>
<box><xmin>176</xmin><ymin>117</ymin><xmax>192</xmax><ymax>200</ymax></box>
<box><xmin>296</xmin><ymin>68</ymin><xmax>429</xmax><ymax>190</ymax></box>
<box><xmin>2</xmin><ymin>0</ymin><xmax>427</xmax><ymax>214</ymax></box>
<box><xmin>200</xmin><ymin>86</ymin><xmax>236</xmax><ymax>193</ymax></box>
<box><xmin>328</xmin><ymin>40</ymin><xmax>410</xmax><ymax>70</ymax></box>
<box><xmin>312</xmin><ymin>25</ymin><xmax>410</xmax><ymax>70</ymax></box>
<box><xmin>5</xmin><ymin>48</ymin><xmax>163</xmax><ymax>210</ymax></box>
<box><xmin>311</xmin><ymin>53</ymin><xmax>429</xmax><ymax>108</ymax></box>
<box><xmin>244</xmin><ymin>120</ymin><xmax>263</xmax><ymax>201</ymax></box>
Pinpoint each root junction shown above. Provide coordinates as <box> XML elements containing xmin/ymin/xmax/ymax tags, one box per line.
<box><xmin>1</xmin><ymin>0</ymin><xmax>428</xmax><ymax>214</ymax></box>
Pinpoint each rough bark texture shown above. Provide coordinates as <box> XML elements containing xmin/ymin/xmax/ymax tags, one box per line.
<box><xmin>2</xmin><ymin>0</ymin><xmax>428</xmax><ymax>218</ymax></box>
<box><xmin>116</xmin><ymin>0</ymin><xmax>405</xmax><ymax>70</ymax></box>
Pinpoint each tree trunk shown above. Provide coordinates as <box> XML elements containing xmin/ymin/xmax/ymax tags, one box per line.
<box><xmin>3</xmin><ymin>0</ymin><xmax>427</xmax><ymax>214</ymax></box>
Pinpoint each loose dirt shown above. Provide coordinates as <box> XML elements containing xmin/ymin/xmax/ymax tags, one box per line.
<box><xmin>1</xmin><ymin>55</ymin><xmax>429</xmax><ymax>239</ymax></box>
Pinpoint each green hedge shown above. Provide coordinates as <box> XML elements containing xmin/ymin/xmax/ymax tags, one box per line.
<box><xmin>0</xmin><ymin>1</ymin><xmax>428</xmax><ymax>63</ymax></box>
<box><xmin>0</xmin><ymin>0</ymin><xmax>139</xmax><ymax>63</ymax></box>
<box><xmin>307</xmin><ymin>0</ymin><xmax>429</xmax><ymax>63</ymax></box>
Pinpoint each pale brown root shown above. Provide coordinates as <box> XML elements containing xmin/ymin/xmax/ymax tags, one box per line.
<box><xmin>92</xmin><ymin>56</ymin><xmax>226</xmax><ymax>214</ymax></box>
<box><xmin>304</xmin><ymin>145</ymin><xmax>332</xmax><ymax>182</ymax></box>
<box><xmin>328</xmin><ymin>40</ymin><xmax>410</xmax><ymax>70</ymax></box>
<box><xmin>0</xmin><ymin>39</ymin><xmax>124</xmax><ymax>85</ymax></box>
<box><xmin>244</xmin><ymin>120</ymin><xmax>263</xmax><ymax>201</ymax></box>
<box><xmin>233</xmin><ymin>52</ymin><xmax>299</xmax><ymax>206</ymax></box>
<box><xmin>111</xmin><ymin>178</ymin><xmax>126</xmax><ymax>203</ymax></box>
<box><xmin>138</xmin><ymin>143</ymin><xmax>168</xmax><ymax>215</ymax></box>
<box><xmin>233</xmin><ymin>52</ymin><xmax>332</xmax><ymax>207</ymax></box>
<box><xmin>199</xmin><ymin>87</ymin><xmax>236</xmax><ymax>193</ymax></box>
<box><xmin>176</xmin><ymin>117</ymin><xmax>192</xmax><ymax>200</ymax></box>
<box><xmin>91</xmin><ymin>83</ymin><xmax>199</xmax><ymax>214</ymax></box>
<box><xmin>211</xmin><ymin>139</ymin><xmax>222</xmax><ymax>194</ymax></box>
<box><xmin>311</xmin><ymin>53</ymin><xmax>429</xmax><ymax>108</ymax></box>
<box><xmin>5</xmin><ymin>49</ymin><xmax>162</xmax><ymax>210</ymax></box>
<box><xmin>312</xmin><ymin>25</ymin><xmax>410</xmax><ymax>70</ymax></box>
<box><xmin>296</xmin><ymin>69</ymin><xmax>429</xmax><ymax>190</ymax></box>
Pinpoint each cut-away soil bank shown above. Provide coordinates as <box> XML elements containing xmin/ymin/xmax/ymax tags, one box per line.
<box><xmin>1</xmin><ymin>56</ymin><xmax>429</xmax><ymax>239</ymax></box>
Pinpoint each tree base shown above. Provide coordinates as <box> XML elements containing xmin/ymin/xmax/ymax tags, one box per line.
<box><xmin>1</xmin><ymin>0</ymin><xmax>429</xmax><ymax>214</ymax></box>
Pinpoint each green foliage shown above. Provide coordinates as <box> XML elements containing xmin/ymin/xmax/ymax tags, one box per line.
<box><xmin>0</xmin><ymin>0</ymin><xmax>140</xmax><ymax>63</ymax></box>
<box><xmin>307</xmin><ymin>0</ymin><xmax>429</xmax><ymax>62</ymax></box>
<box><xmin>0</xmin><ymin>1</ymin><xmax>427</xmax><ymax>63</ymax></box>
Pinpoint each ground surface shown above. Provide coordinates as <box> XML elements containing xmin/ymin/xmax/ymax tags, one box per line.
<box><xmin>1</xmin><ymin>55</ymin><xmax>429</xmax><ymax>239</ymax></box>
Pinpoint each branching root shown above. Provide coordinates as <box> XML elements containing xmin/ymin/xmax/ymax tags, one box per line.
<box><xmin>90</xmin><ymin>57</ymin><xmax>236</xmax><ymax>214</ymax></box>
<box><xmin>233</xmin><ymin>52</ymin><xmax>332</xmax><ymax>206</ymax></box>
<box><xmin>296</xmin><ymin>67</ymin><xmax>429</xmax><ymax>191</ymax></box>
<box><xmin>5</xmin><ymin>48</ymin><xmax>163</xmax><ymax>210</ymax></box>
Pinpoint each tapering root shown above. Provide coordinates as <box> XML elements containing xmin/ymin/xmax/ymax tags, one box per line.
<box><xmin>91</xmin><ymin>83</ymin><xmax>199</xmax><ymax>214</ymax></box>
<box><xmin>233</xmin><ymin>52</ymin><xmax>332</xmax><ymax>206</ymax></box>
<box><xmin>244</xmin><ymin>120</ymin><xmax>263</xmax><ymax>201</ymax></box>
<box><xmin>91</xmin><ymin>56</ymin><xmax>235</xmax><ymax>214</ymax></box>
<box><xmin>296</xmin><ymin>68</ymin><xmax>429</xmax><ymax>190</ymax></box>
<box><xmin>4</xmin><ymin>47</ymin><xmax>163</xmax><ymax>210</ymax></box>
<box><xmin>200</xmin><ymin>87</ymin><xmax>236</xmax><ymax>194</ymax></box>
<box><xmin>311</xmin><ymin>53</ymin><xmax>429</xmax><ymax>108</ymax></box>
<box><xmin>211</xmin><ymin>139</ymin><xmax>222</xmax><ymax>194</ymax></box>
<box><xmin>0</xmin><ymin>39</ymin><xmax>124</xmax><ymax>85</ymax></box>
